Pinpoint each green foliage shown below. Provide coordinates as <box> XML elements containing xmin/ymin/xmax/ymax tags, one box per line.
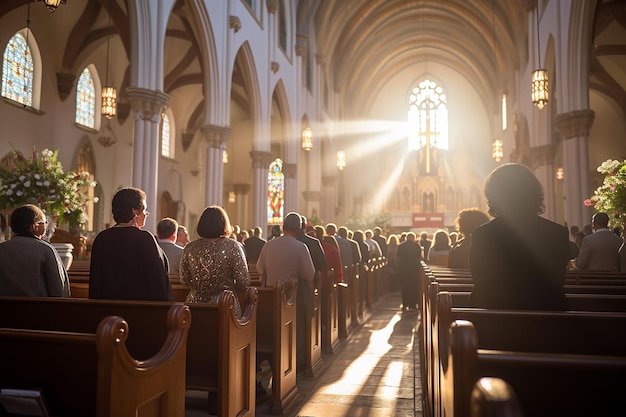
<box><xmin>585</xmin><ymin>159</ymin><xmax>626</xmax><ymax>229</ymax></box>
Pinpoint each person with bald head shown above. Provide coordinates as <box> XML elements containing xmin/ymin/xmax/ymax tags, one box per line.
<box><xmin>256</xmin><ymin>212</ymin><xmax>316</xmax><ymax>373</ymax></box>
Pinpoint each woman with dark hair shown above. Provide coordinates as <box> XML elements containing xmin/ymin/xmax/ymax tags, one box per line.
<box><xmin>0</xmin><ymin>204</ymin><xmax>69</xmax><ymax>296</ymax></box>
<box><xmin>448</xmin><ymin>208</ymin><xmax>490</xmax><ymax>268</ymax></box>
<box><xmin>180</xmin><ymin>205</ymin><xmax>250</xmax><ymax>317</ymax></box>
<box><xmin>468</xmin><ymin>163</ymin><xmax>569</xmax><ymax>310</ymax></box>
<box><xmin>89</xmin><ymin>187</ymin><xmax>173</xmax><ymax>301</ymax></box>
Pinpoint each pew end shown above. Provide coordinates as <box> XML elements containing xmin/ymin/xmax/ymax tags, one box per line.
<box><xmin>470</xmin><ymin>377</ymin><xmax>524</xmax><ymax>417</ymax></box>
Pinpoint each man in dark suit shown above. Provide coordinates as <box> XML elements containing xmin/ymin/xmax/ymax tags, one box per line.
<box><xmin>576</xmin><ymin>212</ymin><xmax>622</xmax><ymax>271</ymax></box>
<box><xmin>243</xmin><ymin>226</ymin><xmax>266</xmax><ymax>264</ymax></box>
<box><xmin>372</xmin><ymin>226</ymin><xmax>388</xmax><ymax>257</ymax></box>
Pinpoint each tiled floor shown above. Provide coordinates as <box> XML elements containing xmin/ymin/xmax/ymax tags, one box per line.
<box><xmin>186</xmin><ymin>291</ymin><xmax>423</xmax><ymax>417</ymax></box>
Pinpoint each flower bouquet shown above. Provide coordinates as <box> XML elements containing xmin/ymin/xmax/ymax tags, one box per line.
<box><xmin>584</xmin><ymin>159</ymin><xmax>626</xmax><ymax>230</ymax></box>
<box><xmin>0</xmin><ymin>146</ymin><xmax>95</xmax><ymax>229</ymax></box>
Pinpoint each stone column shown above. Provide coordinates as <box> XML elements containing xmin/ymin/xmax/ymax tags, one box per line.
<box><xmin>529</xmin><ymin>144</ymin><xmax>557</xmax><ymax>220</ymax></box>
<box><xmin>233</xmin><ymin>183</ymin><xmax>251</xmax><ymax>228</ymax></box>
<box><xmin>322</xmin><ymin>175</ymin><xmax>338</xmax><ymax>224</ymax></box>
<box><xmin>250</xmin><ymin>150</ymin><xmax>275</xmax><ymax>231</ymax></box>
<box><xmin>201</xmin><ymin>124</ymin><xmax>231</xmax><ymax>206</ymax></box>
<box><xmin>555</xmin><ymin>109</ymin><xmax>595</xmax><ymax>230</ymax></box>
<box><xmin>126</xmin><ymin>87</ymin><xmax>170</xmax><ymax>233</ymax></box>
<box><xmin>283</xmin><ymin>162</ymin><xmax>298</xmax><ymax>214</ymax></box>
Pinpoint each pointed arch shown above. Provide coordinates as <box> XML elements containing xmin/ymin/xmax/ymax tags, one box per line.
<box><xmin>2</xmin><ymin>28</ymin><xmax>42</xmax><ymax>109</ymax></box>
<box><xmin>232</xmin><ymin>41</ymin><xmax>262</xmax><ymax>141</ymax></box>
<box><xmin>75</xmin><ymin>65</ymin><xmax>98</xmax><ymax>129</ymax></box>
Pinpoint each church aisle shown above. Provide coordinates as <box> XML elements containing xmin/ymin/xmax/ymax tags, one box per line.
<box><xmin>184</xmin><ymin>291</ymin><xmax>422</xmax><ymax>417</ymax></box>
<box><xmin>284</xmin><ymin>292</ymin><xmax>422</xmax><ymax>417</ymax></box>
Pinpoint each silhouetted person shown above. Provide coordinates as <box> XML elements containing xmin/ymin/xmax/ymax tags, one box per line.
<box><xmin>468</xmin><ymin>164</ymin><xmax>568</xmax><ymax>310</ymax></box>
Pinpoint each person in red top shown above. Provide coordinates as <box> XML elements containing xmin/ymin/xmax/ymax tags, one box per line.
<box><xmin>314</xmin><ymin>225</ymin><xmax>344</xmax><ymax>288</ymax></box>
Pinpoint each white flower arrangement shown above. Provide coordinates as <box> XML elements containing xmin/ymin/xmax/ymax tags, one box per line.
<box><xmin>0</xmin><ymin>146</ymin><xmax>95</xmax><ymax>226</ymax></box>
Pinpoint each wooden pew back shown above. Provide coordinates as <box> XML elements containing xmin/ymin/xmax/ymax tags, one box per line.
<box><xmin>446</xmin><ymin>320</ymin><xmax>626</xmax><ymax>417</ymax></box>
<box><xmin>0</xmin><ymin>305</ymin><xmax>190</xmax><ymax>417</ymax></box>
<box><xmin>0</xmin><ymin>290</ymin><xmax>258</xmax><ymax>417</ymax></box>
<box><xmin>255</xmin><ymin>282</ymin><xmax>299</xmax><ymax>415</ymax></box>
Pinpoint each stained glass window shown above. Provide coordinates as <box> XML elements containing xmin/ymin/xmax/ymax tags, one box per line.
<box><xmin>267</xmin><ymin>158</ymin><xmax>284</xmax><ymax>224</ymax></box>
<box><xmin>75</xmin><ymin>68</ymin><xmax>96</xmax><ymax>128</ymax></box>
<box><xmin>407</xmin><ymin>79</ymin><xmax>448</xmax><ymax>151</ymax></box>
<box><xmin>1</xmin><ymin>32</ymin><xmax>33</xmax><ymax>106</ymax></box>
<box><xmin>161</xmin><ymin>113</ymin><xmax>171</xmax><ymax>157</ymax></box>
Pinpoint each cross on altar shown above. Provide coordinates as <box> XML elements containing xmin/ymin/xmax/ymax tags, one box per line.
<box><xmin>418</xmin><ymin>118</ymin><xmax>440</xmax><ymax>174</ymax></box>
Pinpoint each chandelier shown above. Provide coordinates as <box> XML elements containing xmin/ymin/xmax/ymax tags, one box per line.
<box><xmin>302</xmin><ymin>127</ymin><xmax>313</xmax><ymax>151</ymax></box>
<box><xmin>101</xmin><ymin>0</ymin><xmax>117</xmax><ymax>119</ymax></box>
<box><xmin>531</xmin><ymin>6</ymin><xmax>548</xmax><ymax>109</ymax></box>
<box><xmin>336</xmin><ymin>151</ymin><xmax>346</xmax><ymax>170</ymax></box>
<box><xmin>223</xmin><ymin>150</ymin><xmax>229</xmax><ymax>164</ymax></box>
<box><xmin>37</xmin><ymin>0</ymin><xmax>66</xmax><ymax>13</ymax></box>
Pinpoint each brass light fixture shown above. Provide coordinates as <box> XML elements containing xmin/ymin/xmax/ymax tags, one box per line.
<box><xmin>223</xmin><ymin>150</ymin><xmax>229</xmax><ymax>164</ymax></box>
<box><xmin>302</xmin><ymin>127</ymin><xmax>313</xmax><ymax>151</ymax></box>
<box><xmin>336</xmin><ymin>150</ymin><xmax>346</xmax><ymax>170</ymax></box>
<box><xmin>101</xmin><ymin>0</ymin><xmax>117</xmax><ymax>119</ymax></box>
<box><xmin>531</xmin><ymin>6</ymin><xmax>548</xmax><ymax>109</ymax></box>
<box><xmin>228</xmin><ymin>191</ymin><xmax>236</xmax><ymax>204</ymax></box>
<box><xmin>37</xmin><ymin>0</ymin><xmax>66</xmax><ymax>12</ymax></box>
<box><xmin>492</xmin><ymin>139</ymin><xmax>503</xmax><ymax>162</ymax></box>
<box><xmin>556</xmin><ymin>167</ymin><xmax>564</xmax><ymax>180</ymax></box>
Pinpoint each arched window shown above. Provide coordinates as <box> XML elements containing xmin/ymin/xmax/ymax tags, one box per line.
<box><xmin>267</xmin><ymin>158</ymin><xmax>284</xmax><ymax>225</ymax></box>
<box><xmin>501</xmin><ymin>93</ymin><xmax>508</xmax><ymax>131</ymax></box>
<box><xmin>2</xmin><ymin>32</ymin><xmax>34</xmax><ymax>106</ymax></box>
<box><xmin>407</xmin><ymin>79</ymin><xmax>448</xmax><ymax>152</ymax></box>
<box><xmin>75</xmin><ymin>68</ymin><xmax>96</xmax><ymax>128</ymax></box>
<box><xmin>278</xmin><ymin>1</ymin><xmax>287</xmax><ymax>51</ymax></box>
<box><xmin>160</xmin><ymin>111</ymin><xmax>175</xmax><ymax>158</ymax></box>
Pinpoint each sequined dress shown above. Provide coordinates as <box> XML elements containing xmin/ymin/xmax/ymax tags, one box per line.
<box><xmin>180</xmin><ymin>237</ymin><xmax>250</xmax><ymax>317</ymax></box>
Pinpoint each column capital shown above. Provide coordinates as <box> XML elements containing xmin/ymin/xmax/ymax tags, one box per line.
<box><xmin>229</xmin><ymin>15</ymin><xmax>241</xmax><ymax>33</ymax></box>
<box><xmin>283</xmin><ymin>163</ymin><xmax>297</xmax><ymax>179</ymax></box>
<box><xmin>555</xmin><ymin>109</ymin><xmax>595</xmax><ymax>139</ymax></box>
<box><xmin>201</xmin><ymin>124</ymin><xmax>231</xmax><ymax>148</ymax></box>
<box><xmin>296</xmin><ymin>34</ymin><xmax>308</xmax><ymax>57</ymax></box>
<box><xmin>125</xmin><ymin>87</ymin><xmax>170</xmax><ymax>123</ymax></box>
<box><xmin>267</xmin><ymin>0</ymin><xmax>278</xmax><ymax>14</ymax></box>
<box><xmin>181</xmin><ymin>130</ymin><xmax>195</xmax><ymax>152</ymax></box>
<box><xmin>315</xmin><ymin>54</ymin><xmax>327</xmax><ymax>67</ymax></box>
<box><xmin>56</xmin><ymin>72</ymin><xmax>75</xmax><ymax>102</ymax></box>
<box><xmin>249</xmin><ymin>150</ymin><xmax>274</xmax><ymax>168</ymax></box>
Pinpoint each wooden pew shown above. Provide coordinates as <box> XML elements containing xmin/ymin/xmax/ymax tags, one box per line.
<box><xmin>470</xmin><ymin>377</ymin><xmax>524</xmax><ymax>417</ymax></box>
<box><xmin>338</xmin><ymin>264</ymin><xmax>354</xmax><ymax>338</ymax></box>
<box><xmin>432</xmin><ymin>292</ymin><xmax>626</xmax><ymax>417</ymax></box>
<box><xmin>566</xmin><ymin>270</ymin><xmax>626</xmax><ymax>285</ymax></box>
<box><xmin>255</xmin><ymin>282</ymin><xmax>300</xmax><ymax>415</ymax></box>
<box><xmin>321</xmin><ymin>269</ymin><xmax>340</xmax><ymax>355</ymax></box>
<box><xmin>0</xmin><ymin>289</ymin><xmax>258</xmax><ymax>417</ymax></box>
<box><xmin>443</xmin><ymin>320</ymin><xmax>626</xmax><ymax>417</ymax></box>
<box><xmin>0</xmin><ymin>305</ymin><xmax>190</xmax><ymax>417</ymax></box>
<box><xmin>306</xmin><ymin>280</ymin><xmax>323</xmax><ymax>378</ymax></box>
